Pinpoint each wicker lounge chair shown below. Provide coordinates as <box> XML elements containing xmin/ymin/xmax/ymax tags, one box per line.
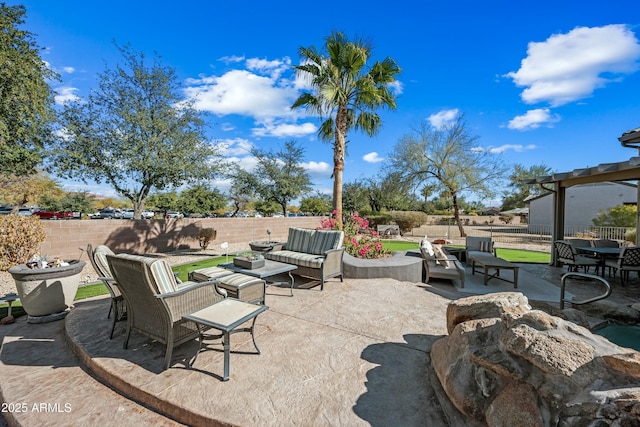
<box><xmin>87</xmin><ymin>244</ymin><xmax>126</xmax><ymax>339</ymax></box>
<box><xmin>106</xmin><ymin>253</ymin><xmax>227</xmax><ymax>370</ymax></box>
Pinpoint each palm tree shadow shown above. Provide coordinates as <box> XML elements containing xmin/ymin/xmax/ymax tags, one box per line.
<box><xmin>353</xmin><ymin>333</ymin><xmax>450</xmax><ymax>426</ymax></box>
<box><xmin>104</xmin><ymin>220</ymin><xmax>201</xmax><ymax>253</ymax></box>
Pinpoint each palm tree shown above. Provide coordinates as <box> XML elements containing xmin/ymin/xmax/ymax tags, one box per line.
<box><xmin>292</xmin><ymin>31</ymin><xmax>401</xmax><ymax>228</ymax></box>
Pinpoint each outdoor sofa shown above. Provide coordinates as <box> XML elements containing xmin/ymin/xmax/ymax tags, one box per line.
<box><xmin>264</xmin><ymin>227</ymin><xmax>345</xmax><ymax>290</ymax></box>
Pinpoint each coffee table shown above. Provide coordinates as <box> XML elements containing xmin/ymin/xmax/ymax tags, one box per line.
<box><xmin>183</xmin><ymin>298</ymin><xmax>268</xmax><ymax>381</ymax></box>
<box><xmin>220</xmin><ymin>259</ymin><xmax>297</xmax><ymax>296</ymax></box>
<box><xmin>470</xmin><ymin>253</ymin><xmax>519</xmax><ymax>288</ymax></box>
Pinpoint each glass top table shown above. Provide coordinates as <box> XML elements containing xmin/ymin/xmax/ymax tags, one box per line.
<box><xmin>220</xmin><ymin>259</ymin><xmax>297</xmax><ymax>296</ymax></box>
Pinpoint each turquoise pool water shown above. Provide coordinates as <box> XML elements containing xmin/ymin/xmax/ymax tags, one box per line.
<box><xmin>594</xmin><ymin>324</ymin><xmax>640</xmax><ymax>351</ymax></box>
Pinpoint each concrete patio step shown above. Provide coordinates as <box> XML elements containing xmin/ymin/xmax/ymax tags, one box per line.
<box><xmin>0</xmin><ymin>299</ymin><xmax>183</xmax><ymax>427</ymax></box>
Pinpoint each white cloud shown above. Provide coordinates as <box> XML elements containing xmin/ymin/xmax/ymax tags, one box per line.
<box><xmin>506</xmin><ymin>24</ymin><xmax>640</xmax><ymax>106</ymax></box>
<box><xmin>62</xmin><ymin>66</ymin><xmax>75</xmax><ymax>74</ymax></box>
<box><xmin>54</xmin><ymin>86</ymin><xmax>80</xmax><ymax>105</ymax></box>
<box><xmin>301</xmin><ymin>161</ymin><xmax>331</xmax><ymax>177</ymax></box>
<box><xmin>473</xmin><ymin>144</ymin><xmax>537</xmax><ymax>154</ymax></box>
<box><xmin>217</xmin><ymin>138</ymin><xmax>254</xmax><ymax>156</ymax></box>
<box><xmin>219</xmin><ymin>55</ymin><xmax>245</xmax><ymax>65</ymax></box>
<box><xmin>389</xmin><ymin>80</ymin><xmax>403</xmax><ymax>95</ymax></box>
<box><xmin>507</xmin><ymin>108</ymin><xmax>560</xmax><ymax>131</ymax></box>
<box><xmin>363</xmin><ymin>152</ymin><xmax>384</xmax><ymax>163</ymax></box>
<box><xmin>184</xmin><ymin>69</ymin><xmax>298</xmax><ymax>120</ymax></box>
<box><xmin>252</xmin><ymin>122</ymin><xmax>317</xmax><ymax>138</ymax></box>
<box><xmin>428</xmin><ymin>108</ymin><xmax>459</xmax><ymax>129</ymax></box>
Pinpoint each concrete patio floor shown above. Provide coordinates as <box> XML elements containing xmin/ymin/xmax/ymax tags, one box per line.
<box><xmin>0</xmin><ymin>276</ymin><xmax>460</xmax><ymax>426</ymax></box>
<box><xmin>1</xmin><ymin>263</ymin><xmax>639</xmax><ymax>426</ymax></box>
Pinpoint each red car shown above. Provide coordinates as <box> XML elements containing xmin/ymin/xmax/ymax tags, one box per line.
<box><xmin>33</xmin><ymin>210</ymin><xmax>74</xmax><ymax>220</ymax></box>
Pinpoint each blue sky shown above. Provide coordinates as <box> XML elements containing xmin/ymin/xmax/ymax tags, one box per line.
<box><xmin>11</xmin><ymin>0</ymin><xmax>640</xmax><ymax>206</ymax></box>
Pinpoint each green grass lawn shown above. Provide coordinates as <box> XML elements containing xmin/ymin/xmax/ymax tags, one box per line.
<box><xmin>0</xmin><ymin>244</ymin><xmax>550</xmax><ymax>318</ymax></box>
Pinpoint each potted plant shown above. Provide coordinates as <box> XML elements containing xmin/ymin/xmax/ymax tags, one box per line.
<box><xmin>1</xmin><ymin>215</ymin><xmax>85</xmax><ymax>322</ymax></box>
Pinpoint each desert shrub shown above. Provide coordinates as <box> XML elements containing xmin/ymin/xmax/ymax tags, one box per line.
<box><xmin>0</xmin><ymin>215</ymin><xmax>47</xmax><ymax>271</ymax></box>
<box><xmin>197</xmin><ymin>228</ymin><xmax>217</xmax><ymax>250</ymax></box>
<box><xmin>363</xmin><ymin>213</ymin><xmax>393</xmax><ymax>231</ymax></box>
<box><xmin>389</xmin><ymin>211</ymin><xmax>428</xmax><ymax>233</ymax></box>
<box><xmin>625</xmin><ymin>228</ymin><xmax>636</xmax><ymax>245</ymax></box>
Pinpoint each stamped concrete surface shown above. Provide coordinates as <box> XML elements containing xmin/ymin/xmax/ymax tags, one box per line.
<box><xmin>1</xmin><ymin>278</ymin><xmax>454</xmax><ymax>426</ymax></box>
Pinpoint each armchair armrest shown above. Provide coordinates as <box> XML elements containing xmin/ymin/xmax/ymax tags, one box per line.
<box><xmin>156</xmin><ymin>281</ymin><xmax>226</xmax><ymax>321</ymax></box>
<box><xmin>324</xmin><ymin>247</ymin><xmax>346</xmax><ymax>258</ymax></box>
<box><xmin>271</xmin><ymin>243</ymin><xmax>285</xmax><ymax>251</ymax></box>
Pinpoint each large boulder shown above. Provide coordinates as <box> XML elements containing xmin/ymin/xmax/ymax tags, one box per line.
<box><xmin>431</xmin><ymin>292</ymin><xmax>640</xmax><ymax>426</ymax></box>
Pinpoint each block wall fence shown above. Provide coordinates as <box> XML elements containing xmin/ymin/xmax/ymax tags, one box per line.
<box><xmin>40</xmin><ymin>217</ymin><xmax>325</xmax><ymax>261</ymax></box>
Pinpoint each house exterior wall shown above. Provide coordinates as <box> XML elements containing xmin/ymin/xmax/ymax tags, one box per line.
<box><xmin>528</xmin><ymin>182</ymin><xmax>637</xmax><ymax>229</ymax></box>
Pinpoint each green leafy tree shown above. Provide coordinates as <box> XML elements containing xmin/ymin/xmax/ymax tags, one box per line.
<box><xmin>60</xmin><ymin>191</ymin><xmax>96</xmax><ymax>215</ymax></box>
<box><xmin>343</xmin><ymin>181</ymin><xmax>370</xmax><ymax>214</ymax></box>
<box><xmin>300</xmin><ymin>194</ymin><xmax>332</xmax><ymax>215</ymax></box>
<box><xmin>254</xmin><ymin>200</ymin><xmax>279</xmax><ymax>216</ymax></box>
<box><xmin>592</xmin><ymin>204</ymin><xmax>637</xmax><ymax>228</ymax></box>
<box><xmin>235</xmin><ymin>140</ymin><xmax>312</xmax><ymax>216</ymax></box>
<box><xmin>49</xmin><ymin>44</ymin><xmax>223</xmax><ymax>219</ymax></box>
<box><xmin>292</xmin><ymin>31</ymin><xmax>401</xmax><ymax>228</ymax></box>
<box><xmin>147</xmin><ymin>190</ymin><xmax>179</xmax><ymax>213</ymax></box>
<box><xmin>387</xmin><ymin>114</ymin><xmax>507</xmax><ymax>237</ymax></box>
<box><xmin>0</xmin><ymin>4</ymin><xmax>59</xmax><ymax>177</ymax></box>
<box><xmin>501</xmin><ymin>164</ymin><xmax>553</xmax><ymax>211</ymax></box>
<box><xmin>179</xmin><ymin>185</ymin><xmax>226</xmax><ymax>215</ymax></box>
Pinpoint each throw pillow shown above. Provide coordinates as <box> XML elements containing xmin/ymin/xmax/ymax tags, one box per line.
<box><xmin>421</xmin><ymin>239</ymin><xmax>435</xmax><ymax>257</ymax></box>
<box><xmin>480</xmin><ymin>241</ymin><xmax>492</xmax><ymax>253</ymax></box>
<box><xmin>433</xmin><ymin>245</ymin><xmax>451</xmax><ymax>268</ymax></box>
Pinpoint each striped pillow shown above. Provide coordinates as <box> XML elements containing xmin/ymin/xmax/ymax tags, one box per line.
<box><xmin>286</xmin><ymin>228</ymin><xmax>315</xmax><ymax>253</ymax></box>
<box><xmin>480</xmin><ymin>241</ymin><xmax>493</xmax><ymax>253</ymax></box>
<box><xmin>309</xmin><ymin>230</ymin><xmax>344</xmax><ymax>255</ymax></box>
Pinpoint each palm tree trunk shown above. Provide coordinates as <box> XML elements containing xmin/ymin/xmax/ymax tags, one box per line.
<box><xmin>333</xmin><ymin>106</ymin><xmax>348</xmax><ymax>229</ymax></box>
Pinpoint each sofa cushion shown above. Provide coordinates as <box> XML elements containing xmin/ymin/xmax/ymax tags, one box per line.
<box><xmin>286</xmin><ymin>227</ymin><xmax>315</xmax><ymax>253</ymax></box>
<box><xmin>189</xmin><ymin>266</ymin><xmax>234</xmax><ymax>282</ymax></box>
<box><xmin>265</xmin><ymin>250</ymin><xmax>324</xmax><ymax>269</ymax></box>
<box><xmin>309</xmin><ymin>230</ymin><xmax>344</xmax><ymax>255</ymax></box>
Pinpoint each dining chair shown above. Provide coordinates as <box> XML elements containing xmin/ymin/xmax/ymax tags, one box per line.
<box><xmin>604</xmin><ymin>246</ymin><xmax>640</xmax><ymax>286</ymax></box>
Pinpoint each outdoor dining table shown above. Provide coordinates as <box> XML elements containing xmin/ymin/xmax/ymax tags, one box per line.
<box><xmin>576</xmin><ymin>246</ymin><xmax>621</xmax><ymax>277</ymax></box>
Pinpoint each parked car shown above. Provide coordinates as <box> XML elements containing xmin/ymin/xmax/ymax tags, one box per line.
<box><xmin>99</xmin><ymin>209</ymin><xmax>123</xmax><ymax>219</ymax></box>
<box><xmin>32</xmin><ymin>210</ymin><xmax>74</xmax><ymax>220</ymax></box>
<box><xmin>122</xmin><ymin>209</ymin><xmax>135</xmax><ymax>219</ymax></box>
<box><xmin>164</xmin><ymin>211</ymin><xmax>183</xmax><ymax>219</ymax></box>
<box><xmin>142</xmin><ymin>210</ymin><xmax>155</xmax><ymax>219</ymax></box>
<box><xmin>0</xmin><ymin>206</ymin><xmax>33</xmax><ymax>216</ymax></box>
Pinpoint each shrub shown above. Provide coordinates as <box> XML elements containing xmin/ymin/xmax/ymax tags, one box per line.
<box><xmin>390</xmin><ymin>211</ymin><xmax>428</xmax><ymax>233</ymax></box>
<box><xmin>625</xmin><ymin>228</ymin><xmax>636</xmax><ymax>245</ymax></box>
<box><xmin>0</xmin><ymin>215</ymin><xmax>47</xmax><ymax>271</ymax></box>
<box><xmin>319</xmin><ymin>211</ymin><xmax>390</xmax><ymax>259</ymax></box>
<box><xmin>363</xmin><ymin>213</ymin><xmax>393</xmax><ymax>231</ymax></box>
<box><xmin>197</xmin><ymin>228</ymin><xmax>217</xmax><ymax>250</ymax></box>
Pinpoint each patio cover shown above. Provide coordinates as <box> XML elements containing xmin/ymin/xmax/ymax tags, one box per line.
<box><xmin>523</xmin><ymin>127</ymin><xmax>640</xmax><ymax>265</ymax></box>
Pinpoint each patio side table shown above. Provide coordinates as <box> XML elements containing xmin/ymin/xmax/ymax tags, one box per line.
<box><xmin>183</xmin><ymin>298</ymin><xmax>268</xmax><ymax>381</ymax></box>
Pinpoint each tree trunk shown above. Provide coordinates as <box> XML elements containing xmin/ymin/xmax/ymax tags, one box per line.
<box><xmin>333</xmin><ymin>106</ymin><xmax>348</xmax><ymax>229</ymax></box>
<box><xmin>452</xmin><ymin>192</ymin><xmax>466</xmax><ymax>237</ymax></box>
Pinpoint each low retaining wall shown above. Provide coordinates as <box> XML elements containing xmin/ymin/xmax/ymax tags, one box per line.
<box><xmin>343</xmin><ymin>250</ymin><xmax>423</xmax><ymax>283</ymax></box>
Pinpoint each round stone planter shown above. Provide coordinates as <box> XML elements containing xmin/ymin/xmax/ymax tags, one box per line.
<box><xmin>8</xmin><ymin>260</ymin><xmax>86</xmax><ymax>322</ymax></box>
<box><xmin>342</xmin><ymin>250</ymin><xmax>423</xmax><ymax>282</ymax></box>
